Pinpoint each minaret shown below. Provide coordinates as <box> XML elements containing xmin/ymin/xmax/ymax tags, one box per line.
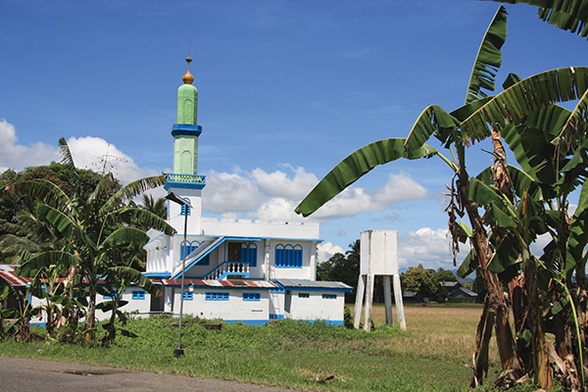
<box><xmin>165</xmin><ymin>57</ymin><xmax>205</xmax><ymax>234</ymax></box>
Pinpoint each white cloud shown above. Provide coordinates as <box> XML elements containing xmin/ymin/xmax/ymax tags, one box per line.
<box><xmin>0</xmin><ymin>119</ymin><xmax>59</xmax><ymax>172</ymax></box>
<box><xmin>0</xmin><ymin>120</ymin><xmax>157</xmax><ymax>184</ymax></box>
<box><xmin>203</xmin><ymin>170</ymin><xmax>263</xmax><ymax>213</ymax></box>
<box><xmin>67</xmin><ymin>136</ymin><xmax>158</xmax><ymax>184</ymax></box>
<box><xmin>251</xmin><ymin>165</ymin><xmax>317</xmax><ymax>200</ymax></box>
<box><xmin>317</xmin><ymin>242</ymin><xmax>345</xmax><ymax>264</ymax></box>
<box><xmin>202</xmin><ymin>168</ymin><xmax>429</xmax><ymax>223</ymax></box>
<box><xmin>399</xmin><ymin>227</ymin><xmax>461</xmax><ymax>270</ymax></box>
<box><xmin>312</xmin><ymin>173</ymin><xmax>428</xmax><ymax>219</ymax></box>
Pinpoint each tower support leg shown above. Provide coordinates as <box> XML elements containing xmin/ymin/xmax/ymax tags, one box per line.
<box><xmin>383</xmin><ymin>275</ymin><xmax>393</xmax><ymax>325</ymax></box>
<box><xmin>393</xmin><ymin>273</ymin><xmax>406</xmax><ymax>330</ymax></box>
<box><xmin>353</xmin><ymin>275</ymin><xmax>366</xmax><ymax>329</ymax></box>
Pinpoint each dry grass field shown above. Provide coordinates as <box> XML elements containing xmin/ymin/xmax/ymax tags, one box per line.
<box><xmin>350</xmin><ymin>303</ymin><xmax>500</xmax><ymax>370</ymax></box>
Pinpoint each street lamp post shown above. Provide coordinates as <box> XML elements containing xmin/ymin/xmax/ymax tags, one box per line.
<box><xmin>165</xmin><ymin>191</ymin><xmax>191</xmax><ymax>358</ymax></box>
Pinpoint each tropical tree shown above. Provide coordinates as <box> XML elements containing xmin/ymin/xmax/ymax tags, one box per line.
<box><xmin>5</xmin><ymin>138</ymin><xmax>175</xmax><ymax>343</ymax></box>
<box><xmin>401</xmin><ymin>264</ymin><xmax>443</xmax><ymax>302</ymax></box>
<box><xmin>140</xmin><ymin>194</ymin><xmax>167</xmax><ymax>220</ymax></box>
<box><xmin>317</xmin><ymin>240</ymin><xmax>361</xmax><ymax>302</ymax></box>
<box><xmin>496</xmin><ymin>0</ymin><xmax>588</xmax><ymax>39</ymax></box>
<box><xmin>295</xmin><ymin>5</ymin><xmax>588</xmax><ymax>389</ymax></box>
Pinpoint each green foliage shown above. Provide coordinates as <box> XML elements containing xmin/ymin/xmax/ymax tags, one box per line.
<box><xmin>317</xmin><ymin>240</ymin><xmax>360</xmax><ymax>302</ymax></box>
<box><xmin>401</xmin><ymin>264</ymin><xmax>445</xmax><ymax>302</ymax></box>
<box><xmin>0</xmin><ymin>139</ymin><xmax>174</xmax><ymax>345</ymax></box>
<box><xmin>496</xmin><ymin>0</ymin><xmax>588</xmax><ymax>39</ymax></box>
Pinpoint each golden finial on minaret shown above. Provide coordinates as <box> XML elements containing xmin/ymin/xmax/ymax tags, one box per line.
<box><xmin>182</xmin><ymin>56</ymin><xmax>194</xmax><ymax>85</ymax></box>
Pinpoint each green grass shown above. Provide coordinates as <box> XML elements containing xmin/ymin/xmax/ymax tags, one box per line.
<box><xmin>0</xmin><ymin>304</ymin><xmax>563</xmax><ymax>391</ymax></box>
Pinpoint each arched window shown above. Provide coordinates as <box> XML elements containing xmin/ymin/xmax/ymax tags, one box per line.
<box><xmin>180</xmin><ymin>240</ymin><xmax>210</xmax><ymax>265</ymax></box>
<box><xmin>240</xmin><ymin>243</ymin><xmax>258</xmax><ymax>267</ymax></box>
<box><xmin>275</xmin><ymin>244</ymin><xmax>303</xmax><ymax>268</ymax></box>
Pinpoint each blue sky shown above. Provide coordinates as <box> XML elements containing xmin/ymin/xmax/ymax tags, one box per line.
<box><xmin>1</xmin><ymin>1</ymin><xmax>587</xmax><ymax>269</ymax></box>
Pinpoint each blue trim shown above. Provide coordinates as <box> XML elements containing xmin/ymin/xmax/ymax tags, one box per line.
<box><xmin>284</xmin><ymin>286</ymin><xmax>352</xmax><ymax>293</ymax></box>
<box><xmin>264</xmin><ymin>237</ymin><xmax>322</xmax><ymax>243</ymax></box>
<box><xmin>172</xmin><ymin>124</ymin><xmax>202</xmax><ymax>136</ymax></box>
<box><xmin>132</xmin><ymin>291</ymin><xmax>146</xmax><ymax>300</ymax></box>
<box><xmin>270</xmin><ymin>281</ymin><xmax>286</xmax><ymax>293</ymax></box>
<box><xmin>275</xmin><ymin>244</ymin><xmax>303</xmax><ymax>268</ymax></box>
<box><xmin>144</xmin><ymin>272</ymin><xmax>171</xmax><ymax>278</ymax></box>
<box><xmin>172</xmin><ymin>236</ymin><xmax>263</xmax><ymax>280</ymax></box>
<box><xmin>205</xmin><ymin>292</ymin><xmax>229</xmax><ymax>301</ymax></box>
<box><xmin>294</xmin><ymin>320</ymin><xmax>345</xmax><ymax>326</ymax></box>
<box><xmin>242</xmin><ymin>292</ymin><xmax>261</xmax><ymax>301</ymax></box>
<box><xmin>164</xmin><ymin>181</ymin><xmax>205</xmax><ymax>190</ymax></box>
<box><xmin>270</xmin><ymin>314</ymin><xmax>285</xmax><ymax>320</ymax></box>
<box><xmin>30</xmin><ymin>322</ymin><xmax>47</xmax><ymax>327</ymax></box>
<box><xmin>224</xmin><ymin>319</ymin><xmax>269</xmax><ymax>326</ymax></box>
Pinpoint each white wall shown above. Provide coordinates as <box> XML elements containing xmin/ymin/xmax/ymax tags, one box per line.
<box><xmin>94</xmin><ymin>287</ymin><xmax>152</xmax><ymax>321</ymax></box>
<box><xmin>202</xmin><ymin>218</ymin><xmax>319</xmax><ymax>239</ymax></box>
<box><xmin>285</xmin><ymin>290</ymin><xmax>346</xmax><ymax>324</ymax></box>
<box><xmin>171</xmin><ymin>288</ymin><xmax>270</xmax><ymax>323</ymax></box>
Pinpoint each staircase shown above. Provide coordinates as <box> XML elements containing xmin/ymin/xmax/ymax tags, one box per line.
<box><xmin>203</xmin><ymin>261</ymin><xmax>250</xmax><ymax>280</ymax></box>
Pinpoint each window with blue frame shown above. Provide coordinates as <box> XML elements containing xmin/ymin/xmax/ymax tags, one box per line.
<box><xmin>275</xmin><ymin>244</ymin><xmax>303</xmax><ymax>268</ymax></box>
<box><xmin>322</xmin><ymin>294</ymin><xmax>337</xmax><ymax>300</ymax></box>
<box><xmin>180</xmin><ymin>240</ymin><xmax>210</xmax><ymax>265</ymax></box>
<box><xmin>205</xmin><ymin>292</ymin><xmax>229</xmax><ymax>301</ymax></box>
<box><xmin>132</xmin><ymin>290</ymin><xmax>146</xmax><ymax>300</ymax></box>
<box><xmin>183</xmin><ymin>291</ymin><xmax>194</xmax><ymax>301</ymax></box>
<box><xmin>180</xmin><ymin>197</ymin><xmax>191</xmax><ymax>216</ymax></box>
<box><xmin>241</xmin><ymin>243</ymin><xmax>257</xmax><ymax>267</ymax></box>
<box><xmin>242</xmin><ymin>292</ymin><xmax>261</xmax><ymax>301</ymax></box>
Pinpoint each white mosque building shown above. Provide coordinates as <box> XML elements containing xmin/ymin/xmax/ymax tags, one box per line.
<box><xmin>137</xmin><ymin>58</ymin><xmax>351</xmax><ymax>325</ymax></box>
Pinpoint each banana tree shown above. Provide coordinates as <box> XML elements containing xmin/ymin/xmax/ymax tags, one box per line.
<box><xmin>496</xmin><ymin>0</ymin><xmax>588</xmax><ymax>39</ymax></box>
<box><xmin>295</xmin><ymin>3</ymin><xmax>588</xmax><ymax>385</ymax></box>
<box><xmin>6</xmin><ymin>138</ymin><xmax>175</xmax><ymax>343</ymax></box>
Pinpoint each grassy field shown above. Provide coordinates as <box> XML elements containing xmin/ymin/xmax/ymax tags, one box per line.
<box><xmin>0</xmin><ymin>304</ymin><xmax>533</xmax><ymax>391</ymax></box>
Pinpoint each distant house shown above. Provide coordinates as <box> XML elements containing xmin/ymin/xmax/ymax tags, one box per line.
<box><xmin>440</xmin><ymin>281</ymin><xmax>477</xmax><ymax>302</ymax></box>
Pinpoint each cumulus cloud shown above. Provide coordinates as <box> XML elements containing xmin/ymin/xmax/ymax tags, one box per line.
<box><xmin>0</xmin><ymin>119</ymin><xmax>59</xmax><ymax>172</ymax></box>
<box><xmin>0</xmin><ymin>120</ymin><xmax>157</xmax><ymax>184</ymax></box>
<box><xmin>399</xmin><ymin>227</ymin><xmax>462</xmax><ymax>270</ymax></box>
<box><xmin>202</xmin><ymin>168</ymin><xmax>428</xmax><ymax>223</ymax></box>
<box><xmin>312</xmin><ymin>173</ymin><xmax>428</xmax><ymax>219</ymax></box>
<box><xmin>67</xmin><ymin>136</ymin><xmax>158</xmax><ymax>183</ymax></box>
<box><xmin>317</xmin><ymin>242</ymin><xmax>345</xmax><ymax>264</ymax></box>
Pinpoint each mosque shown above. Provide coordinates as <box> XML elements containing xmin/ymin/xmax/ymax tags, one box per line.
<box><xmin>135</xmin><ymin>58</ymin><xmax>351</xmax><ymax>325</ymax></box>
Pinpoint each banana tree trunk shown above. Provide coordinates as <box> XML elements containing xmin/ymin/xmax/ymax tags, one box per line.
<box><xmin>459</xmin><ymin>170</ymin><xmax>522</xmax><ymax>386</ymax></box>
<box><xmin>492</xmin><ymin>127</ymin><xmax>552</xmax><ymax>388</ymax></box>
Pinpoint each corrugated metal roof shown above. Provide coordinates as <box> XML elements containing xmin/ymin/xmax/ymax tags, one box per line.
<box><xmin>276</xmin><ymin>279</ymin><xmax>352</xmax><ymax>291</ymax></box>
<box><xmin>161</xmin><ymin>278</ymin><xmax>278</xmax><ymax>289</ymax></box>
<box><xmin>0</xmin><ymin>265</ymin><xmax>32</xmax><ymax>286</ymax></box>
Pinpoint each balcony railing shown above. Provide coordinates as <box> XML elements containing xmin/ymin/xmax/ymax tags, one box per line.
<box><xmin>203</xmin><ymin>261</ymin><xmax>250</xmax><ymax>280</ymax></box>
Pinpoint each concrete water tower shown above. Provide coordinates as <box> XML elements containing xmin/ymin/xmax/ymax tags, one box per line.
<box><xmin>354</xmin><ymin>230</ymin><xmax>406</xmax><ymax>331</ymax></box>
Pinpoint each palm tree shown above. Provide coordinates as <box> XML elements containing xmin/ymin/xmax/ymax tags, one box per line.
<box><xmin>6</xmin><ymin>138</ymin><xmax>175</xmax><ymax>343</ymax></box>
<box><xmin>140</xmin><ymin>194</ymin><xmax>167</xmax><ymax>220</ymax></box>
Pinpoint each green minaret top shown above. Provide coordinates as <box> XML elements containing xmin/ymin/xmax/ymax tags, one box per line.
<box><xmin>176</xmin><ymin>56</ymin><xmax>198</xmax><ymax>125</ymax></box>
